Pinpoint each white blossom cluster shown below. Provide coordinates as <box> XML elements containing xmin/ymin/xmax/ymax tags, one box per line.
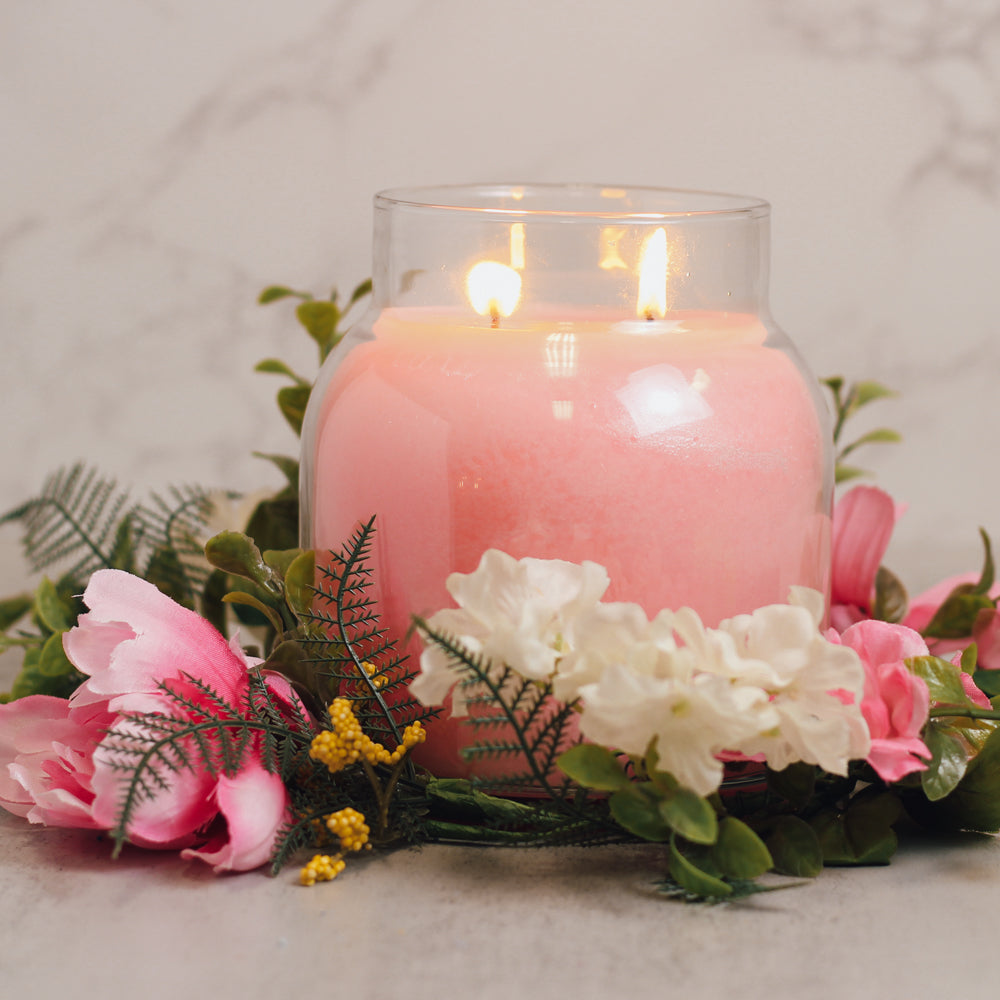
<box><xmin>412</xmin><ymin>550</ymin><xmax>871</xmax><ymax>797</ymax></box>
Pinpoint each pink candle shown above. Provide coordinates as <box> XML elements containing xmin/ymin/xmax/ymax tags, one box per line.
<box><xmin>308</xmin><ymin>307</ymin><xmax>829</xmax><ymax>776</ymax></box>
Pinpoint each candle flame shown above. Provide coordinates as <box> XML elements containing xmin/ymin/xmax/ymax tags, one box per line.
<box><xmin>466</xmin><ymin>261</ymin><xmax>522</xmax><ymax>326</ymax></box>
<box><xmin>636</xmin><ymin>227</ymin><xmax>668</xmax><ymax>320</ymax></box>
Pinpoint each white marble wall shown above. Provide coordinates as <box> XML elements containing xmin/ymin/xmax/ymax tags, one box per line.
<box><xmin>3</xmin><ymin>0</ymin><xmax>1000</xmax><ymax>601</ymax></box>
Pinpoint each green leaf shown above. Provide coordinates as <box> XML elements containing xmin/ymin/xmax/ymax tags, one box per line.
<box><xmin>262</xmin><ymin>547</ymin><xmax>302</xmax><ymax>578</ymax></box>
<box><xmin>852</xmin><ymin>380</ymin><xmax>897</xmax><ymax>410</ymax></box>
<box><xmin>838</xmin><ymin>428</ymin><xmax>903</xmax><ymax>459</ymax></box>
<box><xmin>348</xmin><ymin>277</ymin><xmax>373</xmax><ymax>308</ymax></box>
<box><xmin>844</xmin><ymin>793</ymin><xmax>901</xmax><ymax>865</ymax></box>
<box><xmin>961</xmin><ymin>642</ymin><xmax>979</xmax><ymax>675</ymax></box>
<box><xmin>812</xmin><ymin>794</ymin><xmax>901</xmax><ymax>867</ymax></box>
<box><xmin>222</xmin><ymin>592</ymin><xmax>283</xmax><ymax>634</ymax></box>
<box><xmin>258</xmin><ymin>285</ymin><xmax>305</xmax><ymax>304</ymax></box>
<box><xmin>38</xmin><ymin>631</ymin><xmax>76</xmax><ymax>678</ymax></box>
<box><xmin>766</xmin><ymin>762</ymin><xmax>817</xmax><ymax>808</ymax></box>
<box><xmin>277</xmin><ymin>384</ymin><xmax>311</xmax><ymax>436</ymax></box>
<box><xmin>873</xmin><ymin>565</ymin><xmax>908</xmax><ymax>624</ymax></box>
<box><xmin>296</xmin><ymin>300</ymin><xmax>340</xmax><ymax>348</ymax></box>
<box><xmin>908</xmin><ymin>654</ymin><xmax>974</xmax><ymax>706</ymax></box>
<box><xmin>199</xmin><ymin>568</ymin><xmax>229</xmax><ymax>635</ymax></box>
<box><xmin>835</xmin><ymin>464</ymin><xmax>869</xmax><ymax>484</ymax></box>
<box><xmin>921</xmin><ymin>723</ymin><xmax>969</xmax><ymax>801</ymax></box>
<box><xmin>204</xmin><ymin>531</ymin><xmax>273</xmax><ymax>589</ymax></box>
<box><xmin>711</xmin><ymin>817</ymin><xmax>773</xmax><ymax>879</ymax></box>
<box><xmin>0</xmin><ymin>593</ymin><xmax>33</xmax><ymax>631</ymax></box>
<box><xmin>609</xmin><ymin>783</ymin><xmax>672</xmax><ymax>841</ymax></box>
<box><xmin>923</xmin><ymin>590</ymin><xmax>995</xmax><ymax>640</ymax></box>
<box><xmin>972</xmin><ymin>668</ymin><xmax>1000</xmax><ymax>699</ymax></box>
<box><xmin>659</xmin><ymin>787</ymin><xmax>718</xmax><ymax>844</ymax></box>
<box><xmin>35</xmin><ymin>576</ymin><xmax>75</xmax><ymax>633</ymax></box>
<box><xmin>821</xmin><ymin>375</ymin><xmax>844</xmax><ymax>398</ymax></box>
<box><xmin>557</xmin><ymin>744</ymin><xmax>630</xmax><ymax>791</ymax></box>
<box><xmin>254</xmin><ymin>359</ymin><xmax>309</xmax><ymax>385</ymax></box>
<box><xmin>283</xmin><ymin>550</ymin><xmax>316</xmax><ymax>619</ymax></box>
<box><xmin>765</xmin><ymin>816</ymin><xmax>823</xmax><ymax>877</ymax></box>
<box><xmin>922</xmin><ymin>725</ymin><xmax>1000</xmax><ymax>833</ymax></box>
<box><xmin>244</xmin><ymin>496</ymin><xmax>299</xmax><ymax>554</ymax></box>
<box><xmin>7</xmin><ymin>645</ymin><xmax>83</xmax><ymax>700</ymax></box>
<box><xmin>252</xmin><ymin>452</ymin><xmax>299</xmax><ymax>491</ymax></box>
<box><xmin>669</xmin><ymin>835</ymin><xmax>732</xmax><ymax>898</ymax></box>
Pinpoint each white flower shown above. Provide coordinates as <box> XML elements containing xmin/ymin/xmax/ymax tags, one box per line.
<box><xmin>716</xmin><ymin>589</ymin><xmax>871</xmax><ymax>775</ymax></box>
<box><xmin>576</xmin><ymin>662</ymin><xmax>771</xmax><ymax>797</ymax></box>
<box><xmin>411</xmin><ymin>550</ymin><xmax>610</xmax><ymax>713</ymax></box>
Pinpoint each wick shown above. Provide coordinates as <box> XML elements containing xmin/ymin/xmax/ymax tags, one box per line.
<box><xmin>644</xmin><ymin>308</ymin><xmax>655</xmax><ymax>322</ymax></box>
<box><xmin>490</xmin><ymin>303</ymin><xmax>500</xmax><ymax>329</ymax></box>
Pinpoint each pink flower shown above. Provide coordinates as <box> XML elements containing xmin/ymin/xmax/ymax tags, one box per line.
<box><xmin>830</xmin><ymin>486</ymin><xmax>901</xmax><ymax>632</ymax></box>
<box><xmin>837</xmin><ymin>620</ymin><xmax>932</xmax><ymax>783</ymax></box>
<box><xmin>0</xmin><ymin>570</ymin><xmax>297</xmax><ymax>872</ymax></box>
<box><xmin>903</xmin><ymin>575</ymin><xmax>1000</xmax><ymax>665</ymax></box>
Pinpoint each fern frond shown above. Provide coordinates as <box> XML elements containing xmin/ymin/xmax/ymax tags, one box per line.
<box><xmin>102</xmin><ymin>675</ymin><xmax>315</xmax><ymax>857</ymax></box>
<box><xmin>416</xmin><ymin>620</ymin><xmax>585</xmax><ymax>807</ymax></box>
<box><xmin>2</xmin><ymin>463</ymin><xmax>138</xmax><ymax>578</ymax></box>
<box><xmin>304</xmin><ymin>517</ymin><xmax>439</xmax><ymax>761</ymax></box>
<box><xmin>135</xmin><ymin>485</ymin><xmax>220</xmax><ymax>602</ymax></box>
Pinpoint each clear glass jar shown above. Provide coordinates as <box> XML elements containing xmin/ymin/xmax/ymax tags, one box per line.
<box><xmin>300</xmin><ymin>183</ymin><xmax>833</xmax><ymax>777</ymax></box>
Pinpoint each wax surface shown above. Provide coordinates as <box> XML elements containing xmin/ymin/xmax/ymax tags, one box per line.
<box><xmin>309</xmin><ymin>308</ymin><xmax>830</xmax><ymax>775</ymax></box>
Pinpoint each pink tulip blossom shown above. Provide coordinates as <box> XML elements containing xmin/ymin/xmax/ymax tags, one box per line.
<box><xmin>0</xmin><ymin>569</ymin><xmax>298</xmax><ymax>872</ymax></box>
<box><xmin>830</xmin><ymin>486</ymin><xmax>901</xmax><ymax>632</ymax></box>
<box><xmin>837</xmin><ymin>620</ymin><xmax>932</xmax><ymax>783</ymax></box>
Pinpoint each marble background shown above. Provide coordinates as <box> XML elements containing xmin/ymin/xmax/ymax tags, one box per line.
<box><xmin>2</xmin><ymin>0</ymin><xmax>1000</xmax><ymax>609</ymax></box>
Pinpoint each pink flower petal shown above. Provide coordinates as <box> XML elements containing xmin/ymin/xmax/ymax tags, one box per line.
<box><xmin>973</xmin><ymin>609</ymin><xmax>1000</xmax><ymax>672</ymax></box>
<box><xmin>89</xmin><ymin>719</ymin><xmax>218</xmax><ymax>845</ymax></box>
<box><xmin>0</xmin><ymin>695</ymin><xmax>108</xmax><ymax>826</ymax></box>
<box><xmin>180</xmin><ymin>760</ymin><xmax>288</xmax><ymax>873</ymax></box>
<box><xmin>867</xmin><ymin>737</ymin><xmax>931</xmax><ymax>782</ymax></box>
<box><xmin>831</xmin><ymin>486</ymin><xmax>898</xmax><ymax>612</ymax></box>
<box><xmin>840</xmin><ymin>619</ymin><xmax>929</xmax><ymax>670</ymax></box>
<box><xmin>66</xmin><ymin>569</ymin><xmax>257</xmax><ymax>712</ymax></box>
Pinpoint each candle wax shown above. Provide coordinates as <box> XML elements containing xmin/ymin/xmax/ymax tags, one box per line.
<box><xmin>309</xmin><ymin>308</ymin><xmax>830</xmax><ymax>777</ymax></box>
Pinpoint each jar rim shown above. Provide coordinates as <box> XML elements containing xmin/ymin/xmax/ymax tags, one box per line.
<box><xmin>374</xmin><ymin>183</ymin><xmax>769</xmax><ymax>221</ymax></box>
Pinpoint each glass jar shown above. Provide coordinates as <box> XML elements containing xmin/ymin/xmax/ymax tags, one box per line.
<box><xmin>300</xmin><ymin>183</ymin><xmax>833</xmax><ymax>777</ymax></box>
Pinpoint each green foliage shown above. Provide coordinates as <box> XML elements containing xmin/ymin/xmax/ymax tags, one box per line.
<box><xmin>922</xmin><ymin>530</ymin><xmax>995</xmax><ymax>639</ymax></box>
<box><xmin>811</xmin><ymin>791</ymin><xmax>902</xmax><ymax>866</ymax></box>
<box><xmin>821</xmin><ymin>376</ymin><xmax>899</xmax><ymax>483</ymax></box>
<box><xmin>0</xmin><ymin>472</ymin><xmax>226</xmax><ymax>701</ymax></box>
<box><xmin>303</xmin><ymin>518</ymin><xmax>433</xmax><ymax>746</ymax></box>
<box><xmin>765</xmin><ymin>816</ymin><xmax>823</xmax><ymax>877</ymax></box>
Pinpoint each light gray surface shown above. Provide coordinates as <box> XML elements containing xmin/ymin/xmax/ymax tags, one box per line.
<box><xmin>1</xmin><ymin>807</ymin><xmax>995</xmax><ymax>1000</ymax></box>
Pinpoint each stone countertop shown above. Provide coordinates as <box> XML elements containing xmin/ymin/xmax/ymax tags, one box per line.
<box><xmin>1</xmin><ymin>808</ymin><xmax>996</xmax><ymax>1000</ymax></box>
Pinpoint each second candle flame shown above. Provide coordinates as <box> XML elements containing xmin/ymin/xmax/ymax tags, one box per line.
<box><xmin>637</xmin><ymin>227</ymin><xmax>668</xmax><ymax>320</ymax></box>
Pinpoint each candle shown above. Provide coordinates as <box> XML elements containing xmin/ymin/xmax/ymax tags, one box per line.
<box><xmin>301</xmin><ymin>185</ymin><xmax>832</xmax><ymax>777</ymax></box>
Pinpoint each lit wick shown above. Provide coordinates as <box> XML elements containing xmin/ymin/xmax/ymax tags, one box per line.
<box><xmin>637</xmin><ymin>227</ymin><xmax>668</xmax><ymax>322</ymax></box>
<box><xmin>466</xmin><ymin>261</ymin><xmax>522</xmax><ymax>328</ymax></box>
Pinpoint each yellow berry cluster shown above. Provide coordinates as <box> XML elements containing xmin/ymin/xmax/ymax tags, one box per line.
<box><xmin>308</xmin><ymin>698</ymin><xmax>427</xmax><ymax>774</ymax></box>
<box><xmin>362</xmin><ymin>660</ymin><xmax>388</xmax><ymax>691</ymax></box>
<box><xmin>299</xmin><ymin>854</ymin><xmax>346</xmax><ymax>886</ymax></box>
<box><xmin>326</xmin><ymin>807</ymin><xmax>371</xmax><ymax>853</ymax></box>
